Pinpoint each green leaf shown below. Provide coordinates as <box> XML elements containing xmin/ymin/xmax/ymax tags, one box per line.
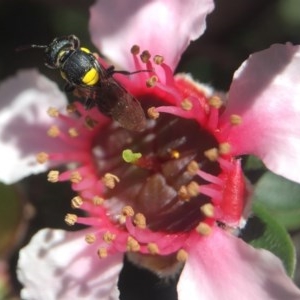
<box><xmin>244</xmin><ymin>155</ymin><xmax>265</xmax><ymax>171</ymax></box>
<box><xmin>253</xmin><ymin>171</ymin><xmax>300</xmax><ymax>230</ymax></box>
<box><xmin>242</xmin><ymin>201</ymin><xmax>296</xmax><ymax>277</ymax></box>
<box><xmin>0</xmin><ymin>183</ymin><xmax>23</xmax><ymax>257</ymax></box>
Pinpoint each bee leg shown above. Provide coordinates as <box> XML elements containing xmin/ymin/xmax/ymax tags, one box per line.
<box><xmin>64</xmin><ymin>83</ymin><xmax>75</xmax><ymax>93</ymax></box>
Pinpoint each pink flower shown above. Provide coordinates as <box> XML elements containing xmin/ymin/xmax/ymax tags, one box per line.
<box><xmin>0</xmin><ymin>0</ymin><xmax>299</xmax><ymax>299</ymax></box>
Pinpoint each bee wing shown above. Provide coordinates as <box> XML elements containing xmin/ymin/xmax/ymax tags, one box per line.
<box><xmin>75</xmin><ymin>78</ymin><xmax>147</xmax><ymax>132</ymax></box>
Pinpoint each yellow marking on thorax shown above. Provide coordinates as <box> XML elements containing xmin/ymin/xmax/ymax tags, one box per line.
<box><xmin>82</xmin><ymin>67</ymin><xmax>99</xmax><ymax>85</ymax></box>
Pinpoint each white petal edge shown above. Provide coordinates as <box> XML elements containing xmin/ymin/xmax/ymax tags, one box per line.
<box><xmin>17</xmin><ymin>228</ymin><xmax>124</xmax><ymax>300</ymax></box>
<box><xmin>177</xmin><ymin>228</ymin><xmax>300</xmax><ymax>300</ymax></box>
<box><xmin>89</xmin><ymin>0</ymin><xmax>214</xmax><ymax>71</ymax></box>
<box><xmin>220</xmin><ymin>44</ymin><xmax>300</xmax><ymax>183</ymax></box>
<box><xmin>0</xmin><ymin>69</ymin><xmax>68</xmax><ymax>184</ymax></box>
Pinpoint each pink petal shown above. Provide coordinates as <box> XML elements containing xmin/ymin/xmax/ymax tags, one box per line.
<box><xmin>220</xmin><ymin>44</ymin><xmax>300</xmax><ymax>183</ymax></box>
<box><xmin>0</xmin><ymin>69</ymin><xmax>68</xmax><ymax>184</ymax></box>
<box><xmin>177</xmin><ymin>228</ymin><xmax>300</xmax><ymax>300</ymax></box>
<box><xmin>89</xmin><ymin>0</ymin><xmax>214</xmax><ymax>71</ymax></box>
<box><xmin>18</xmin><ymin>228</ymin><xmax>123</xmax><ymax>300</ymax></box>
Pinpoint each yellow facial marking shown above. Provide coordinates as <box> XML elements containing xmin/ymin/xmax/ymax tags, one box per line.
<box><xmin>82</xmin><ymin>68</ymin><xmax>99</xmax><ymax>85</ymax></box>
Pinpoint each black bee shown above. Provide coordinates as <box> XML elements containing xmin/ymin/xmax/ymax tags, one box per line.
<box><xmin>21</xmin><ymin>35</ymin><xmax>147</xmax><ymax>131</ymax></box>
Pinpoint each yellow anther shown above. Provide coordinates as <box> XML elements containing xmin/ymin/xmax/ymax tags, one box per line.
<box><xmin>169</xmin><ymin>149</ymin><xmax>180</xmax><ymax>159</ymax></box>
<box><xmin>36</xmin><ymin>152</ymin><xmax>49</xmax><ymax>164</ymax></box>
<box><xmin>178</xmin><ymin>185</ymin><xmax>190</xmax><ymax>201</ymax></box>
<box><xmin>70</xmin><ymin>171</ymin><xmax>82</xmax><ymax>183</ymax></box>
<box><xmin>140</xmin><ymin>50</ymin><xmax>151</xmax><ymax>63</ymax></box>
<box><xmin>134</xmin><ymin>213</ymin><xmax>147</xmax><ymax>229</ymax></box>
<box><xmin>97</xmin><ymin>247</ymin><xmax>108</xmax><ymax>258</ymax></box>
<box><xmin>147</xmin><ymin>243</ymin><xmax>160</xmax><ymax>255</ymax></box>
<box><xmin>153</xmin><ymin>55</ymin><xmax>164</xmax><ymax>65</ymax></box>
<box><xmin>147</xmin><ymin>107</ymin><xmax>160</xmax><ymax>119</ymax></box>
<box><xmin>47</xmin><ymin>125</ymin><xmax>60</xmax><ymax>137</ymax></box>
<box><xmin>200</xmin><ymin>203</ymin><xmax>214</xmax><ymax>218</ymax></box>
<box><xmin>84</xmin><ymin>116</ymin><xmax>98</xmax><ymax>130</ymax></box>
<box><xmin>219</xmin><ymin>142</ymin><xmax>231</xmax><ymax>155</ymax></box>
<box><xmin>208</xmin><ymin>96</ymin><xmax>223</xmax><ymax>109</ymax></box>
<box><xmin>230</xmin><ymin>114</ymin><xmax>243</xmax><ymax>125</ymax></box>
<box><xmin>71</xmin><ymin>196</ymin><xmax>83</xmax><ymax>208</ymax></box>
<box><xmin>102</xmin><ymin>173</ymin><xmax>120</xmax><ymax>189</ymax></box>
<box><xmin>176</xmin><ymin>249</ymin><xmax>188</xmax><ymax>262</ymax></box>
<box><xmin>187</xmin><ymin>160</ymin><xmax>199</xmax><ymax>175</ymax></box>
<box><xmin>47</xmin><ymin>170</ymin><xmax>59</xmax><ymax>183</ymax></box>
<box><xmin>204</xmin><ymin>148</ymin><xmax>219</xmax><ymax>161</ymax></box>
<box><xmin>180</xmin><ymin>98</ymin><xmax>193</xmax><ymax>111</ymax></box>
<box><xmin>65</xmin><ymin>213</ymin><xmax>77</xmax><ymax>226</ymax></box>
<box><xmin>93</xmin><ymin>196</ymin><xmax>104</xmax><ymax>205</ymax></box>
<box><xmin>66</xmin><ymin>103</ymin><xmax>77</xmax><ymax>114</ymax></box>
<box><xmin>122</xmin><ymin>206</ymin><xmax>135</xmax><ymax>217</ymax></box>
<box><xmin>196</xmin><ymin>222</ymin><xmax>212</xmax><ymax>236</ymax></box>
<box><xmin>127</xmin><ymin>236</ymin><xmax>141</xmax><ymax>252</ymax></box>
<box><xmin>187</xmin><ymin>181</ymin><xmax>200</xmax><ymax>197</ymax></box>
<box><xmin>103</xmin><ymin>231</ymin><xmax>116</xmax><ymax>243</ymax></box>
<box><xmin>68</xmin><ymin>127</ymin><xmax>79</xmax><ymax>137</ymax></box>
<box><xmin>146</xmin><ymin>75</ymin><xmax>158</xmax><ymax>87</ymax></box>
<box><xmin>47</xmin><ymin>107</ymin><xmax>59</xmax><ymax>117</ymax></box>
<box><xmin>82</xmin><ymin>68</ymin><xmax>99</xmax><ymax>86</ymax></box>
<box><xmin>131</xmin><ymin>45</ymin><xmax>140</xmax><ymax>55</ymax></box>
<box><xmin>85</xmin><ymin>233</ymin><xmax>96</xmax><ymax>244</ymax></box>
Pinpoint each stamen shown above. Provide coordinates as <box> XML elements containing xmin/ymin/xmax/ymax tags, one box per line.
<box><xmin>131</xmin><ymin>45</ymin><xmax>140</xmax><ymax>55</ymax></box>
<box><xmin>65</xmin><ymin>213</ymin><xmax>78</xmax><ymax>226</ymax></box>
<box><xmin>169</xmin><ymin>149</ymin><xmax>180</xmax><ymax>159</ymax></box>
<box><xmin>84</xmin><ymin>116</ymin><xmax>98</xmax><ymax>130</ymax></box>
<box><xmin>178</xmin><ymin>185</ymin><xmax>190</xmax><ymax>201</ymax></box>
<box><xmin>97</xmin><ymin>247</ymin><xmax>108</xmax><ymax>258</ymax></box>
<box><xmin>204</xmin><ymin>148</ymin><xmax>219</xmax><ymax>161</ymax></box>
<box><xmin>36</xmin><ymin>152</ymin><xmax>49</xmax><ymax>164</ymax></box>
<box><xmin>47</xmin><ymin>170</ymin><xmax>59</xmax><ymax>183</ymax></box>
<box><xmin>70</xmin><ymin>171</ymin><xmax>82</xmax><ymax>183</ymax></box>
<box><xmin>147</xmin><ymin>243</ymin><xmax>159</xmax><ymax>254</ymax></box>
<box><xmin>180</xmin><ymin>99</ymin><xmax>193</xmax><ymax>111</ymax></box>
<box><xmin>176</xmin><ymin>249</ymin><xmax>188</xmax><ymax>262</ymax></box>
<box><xmin>196</xmin><ymin>222</ymin><xmax>212</xmax><ymax>236</ymax></box>
<box><xmin>103</xmin><ymin>231</ymin><xmax>116</xmax><ymax>243</ymax></box>
<box><xmin>186</xmin><ymin>181</ymin><xmax>200</xmax><ymax>197</ymax></box>
<box><xmin>230</xmin><ymin>114</ymin><xmax>243</xmax><ymax>125</ymax></box>
<box><xmin>102</xmin><ymin>173</ymin><xmax>120</xmax><ymax>189</ymax></box>
<box><xmin>219</xmin><ymin>142</ymin><xmax>231</xmax><ymax>155</ymax></box>
<box><xmin>85</xmin><ymin>233</ymin><xmax>96</xmax><ymax>244</ymax></box>
<box><xmin>208</xmin><ymin>96</ymin><xmax>223</xmax><ymax>109</ymax></box>
<box><xmin>200</xmin><ymin>203</ymin><xmax>214</xmax><ymax>218</ymax></box>
<box><xmin>134</xmin><ymin>213</ymin><xmax>147</xmax><ymax>229</ymax></box>
<box><xmin>127</xmin><ymin>236</ymin><xmax>141</xmax><ymax>252</ymax></box>
<box><xmin>153</xmin><ymin>55</ymin><xmax>164</xmax><ymax>65</ymax></box>
<box><xmin>187</xmin><ymin>160</ymin><xmax>199</xmax><ymax>175</ymax></box>
<box><xmin>122</xmin><ymin>206</ymin><xmax>135</xmax><ymax>217</ymax></box>
<box><xmin>71</xmin><ymin>196</ymin><xmax>83</xmax><ymax>208</ymax></box>
<box><xmin>140</xmin><ymin>50</ymin><xmax>151</xmax><ymax>63</ymax></box>
<box><xmin>66</xmin><ymin>103</ymin><xmax>77</xmax><ymax>114</ymax></box>
<box><xmin>47</xmin><ymin>125</ymin><xmax>60</xmax><ymax>137</ymax></box>
<box><xmin>146</xmin><ymin>75</ymin><xmax>158</xmax><ymax>87</ymax></box>
<box><xmin>93</xmin><ymin>196</ymin><xmax>104</xmax><ymax>205</ymax></box>
<box><xmin>147</xmin><ymin>107</ymin><xmax>160</xmax><ymax>119</ymax></box>
<box><xmin>47</xmin><ymin>107</ymin><xmax>59</xmax><ymax>117</ymax></box>
<box><xmin>68</xmin><ymin>127</ymin><xmax>79</xmax><ymax>137</ymax></box>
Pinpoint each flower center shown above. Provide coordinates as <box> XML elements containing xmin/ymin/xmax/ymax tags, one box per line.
<box><xmin>93</xmin><ymin>108</ymin><xmax>219</xmax><ymax>232</ymax></box>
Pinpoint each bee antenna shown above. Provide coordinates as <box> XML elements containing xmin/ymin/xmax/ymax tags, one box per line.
<box><xmin>15</xmin><ymin>44</ymin><xmax>48</xmax><ymax>52</ymax></box>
